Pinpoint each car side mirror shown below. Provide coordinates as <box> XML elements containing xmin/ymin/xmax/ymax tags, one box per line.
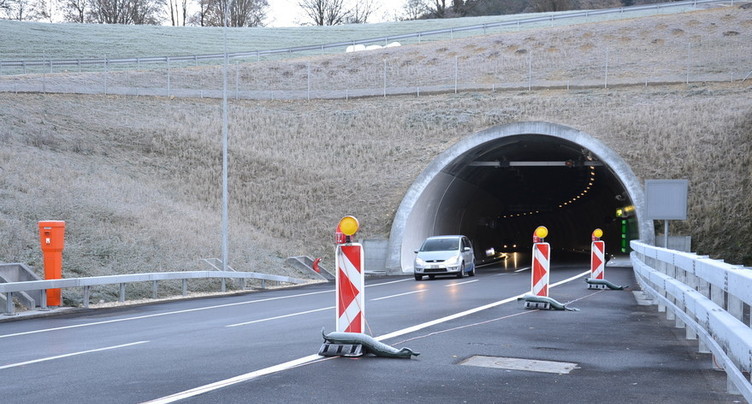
<box><xmin>414</xmin><ymin>250</ymin><xmax>419</xmax><ymax>254</ymax></box>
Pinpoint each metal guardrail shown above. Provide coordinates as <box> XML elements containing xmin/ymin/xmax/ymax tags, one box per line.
<box><xmin>630</xmin><ymin>240</ymin><xmax>752</xmax><ymax>401</ymax></box>
<box><xmin>0</xmin><ymin>270</ymin><xmax>311</xmax><ymax>316</ymax></box>
<box><xmin>0</xmin><ymin>0</ymin><xmax>732</xmax><ymax>73</ymax></box>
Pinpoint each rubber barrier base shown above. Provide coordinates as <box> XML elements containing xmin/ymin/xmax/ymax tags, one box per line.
<box><xmin>318</xmin><ymin>343</ymin><xmax>364</xmax><ymax>357</ymax></box>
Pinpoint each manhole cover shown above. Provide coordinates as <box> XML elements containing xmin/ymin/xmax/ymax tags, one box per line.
<box><xmin>460</xmin><ymin>355</ymin><xmax>579</xmax><ymax>374</ymax></box>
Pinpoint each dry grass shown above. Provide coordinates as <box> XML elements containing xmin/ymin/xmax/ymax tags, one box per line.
<box><xmin>0</xmin><ymin>6</ymin><xmax>750</xmax><ymax>305</ymax></box>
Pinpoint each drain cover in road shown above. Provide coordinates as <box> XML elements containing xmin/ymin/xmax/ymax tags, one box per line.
<box><xmin>460</xmin><ymin>355</ymin><xmax>579</xmax><ymax>374</ymax></box>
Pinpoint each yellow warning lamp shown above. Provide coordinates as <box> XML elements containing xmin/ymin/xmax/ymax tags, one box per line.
<box><xmin>592</xmin><ymin>228</ymin><xmax>603</xmax><ymax>241</ymax></box>
<box><xmin>335</xmin><ymin>216</ymin><xmax>359</xmax><ymax>244</ymax></box>
<box><xmin>533</xmin><ymin>226</ymin><xmax>548</xmax><ymax>243</ymax></box>
<box><xmin>338</xmin><ymin>216</ymin><xmax>359</xmax><ymax>236</ymax></box>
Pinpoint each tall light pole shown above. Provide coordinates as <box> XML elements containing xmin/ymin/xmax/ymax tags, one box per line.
<box><xmin>221</xmin><ymin>0</ymin><xmax>232</xmax><ymax>272</ymax></box>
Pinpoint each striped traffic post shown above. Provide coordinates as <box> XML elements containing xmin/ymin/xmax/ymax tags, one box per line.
<box><xmin>588</xmin><ymin>228</ymin><xmax>608</xmax><ymax>290</ymax></box>
<box><xmin>590</xmin><ymin>228</ymin><xmax>605</xmax><ymax>279</ymax></box>
<box><xmin>527</xmin><ymin>226</ymin><xmax>550</xmax><ymax>309</ymax></box>
<box><xmin>521</xmin><ymin>226</ymin><xmax>580</xmax><ymax>311</ymax></box>
<box><xmin>335</xmin><ymin>216</ymin><xmax>365</xmax><ymax>333</ymax></box>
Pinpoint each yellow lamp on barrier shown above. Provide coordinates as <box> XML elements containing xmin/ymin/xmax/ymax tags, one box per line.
<box><xmin>338</xmin><ymin>216</ymin><xmax>359</xmax><ymax>236</ymax></box>
<box><xmin>532</xmin><ymin>226</ymin><xmax>548</xmax><ymax>243</ymax></box>
<box><xmin>592</xmin><ymin>228</ymin><xmax>604</xmax><ymax>240</ymax></box>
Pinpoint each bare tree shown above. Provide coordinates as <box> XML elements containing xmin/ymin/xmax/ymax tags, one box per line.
<box><xmin>3</xmin><ymin>0</ymin><xmax>43</xmax><ymax>20</ymax></box>
<box><xmin>188</xmin><ymin>0</ymin><xmax>209</xmax><ymax>25</ymax></box>
<box><xmin>346</xmin><ymin>0</ymin><xmax>377</xmax><ymax>24</ymax></box>
<box><xmin>168</xmin><ymin>0</ymin><xmax>187</xmax><ymax>25</ymax></box>
<box><xmin>298</xmin><ymin>0</ymin><xmax>349</xmax><ymax>26</ymax></box>
<box><xmin>62</xmin><ymin>0</ymin><xmax>86</xmax><ymax>21</ymax></box>
<box><xmin>402</xmin><ymin>0</ymin><xmax>426</xmax><ymax>20</ymax></box>
<box><xmin>36</xmin><ymin>0</ymin><xmax>54</xmax><ymax>21</ymax></box>
<box><xmin>427</xmin><ymin>0</ymin><xmax>448</xmax><ymax>17</ymax></box>
<box><xmin>231</xmin><ymin>0</ymin><xmax>266</xmax><ymax>26</ymax></box>
<box><xmin>87</xmin><ymin>0</ymin><xmax>166</xmax><ymax>24</ymax></box>
<box><xmin>191</xmin><ymin>0</ymin><xmax>267</xmax><ymax>27</ymax></box>
<box><xmin>527</xmin><ymin>0</ymin><xmax>574</xmax><ymax>12</ymax></box>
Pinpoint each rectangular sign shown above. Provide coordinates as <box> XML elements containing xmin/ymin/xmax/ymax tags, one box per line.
<box><xmin>645</xmin><ymin>179</ymin><xmax>688</xmax><ymax>220</ymax></box>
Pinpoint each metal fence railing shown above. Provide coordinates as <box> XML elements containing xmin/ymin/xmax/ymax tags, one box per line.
<box><xmin>631</xmin><ymin>241</ymin><xmax>752</xmax><ymax>401</ymax></box>
<box><xmin>0</xmin><ymin>0</ymin><xmax>737</xmax><ymax>76</ymax></box>
<box><xmin>0</xmin><ymin>270</ymin><xmax>312</xmax><ymax>315</ymax></box>
<box><xmin>0</xmin><ymin>28</ymin><xmax>748</xmax><ymax>100</ymax></box>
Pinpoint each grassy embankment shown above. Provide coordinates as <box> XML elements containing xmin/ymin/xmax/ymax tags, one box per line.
<box><xmin>1</xmin><ymin>5</ymin><xmax>750</xmax><ymax>304</ymax></box>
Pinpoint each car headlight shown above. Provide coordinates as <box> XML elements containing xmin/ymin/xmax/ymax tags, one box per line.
<box><xmin>444</xmin><ymin>255</ymin><xmax>459</xmax><ymax>266</ymax></box>
<box><xmin>415</xmin><ymin>257</ymin><xmax>427</xmax><ymax>266</ymax></box>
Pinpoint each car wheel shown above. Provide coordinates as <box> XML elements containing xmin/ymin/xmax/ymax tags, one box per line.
<box><xmin>414</xmin><ymin>274</ymin><xmax>422</xmax><ymax>281</ymax></box>
<box><xmin>469</xmin><ymin>265</ymin><xmax>476</xmax><ymax>277</ymax></box>
<box><xmin>457</xmin><ymin>263</ymin><xmax>465</xmax><ymax>278</ymax></box>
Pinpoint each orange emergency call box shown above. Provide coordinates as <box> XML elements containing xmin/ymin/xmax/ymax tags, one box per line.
<box><xmin>39</xmin><ymin>220</ymin><xmax>65</xmax><ymax>306</ymax></box>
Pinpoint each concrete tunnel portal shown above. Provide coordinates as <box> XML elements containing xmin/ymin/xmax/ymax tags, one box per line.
<box><xmin>386</xmin><ymin>122</ymin><xmax>653</xmax><ymax>274</ymax></box>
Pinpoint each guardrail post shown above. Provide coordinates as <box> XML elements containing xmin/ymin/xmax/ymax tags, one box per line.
<box><xmin>119</xmin><ymin>283</ymin><xmax>125</xmax><ymax>303</ymax></box>
<box><xmin>40</xmin><ymin>289</ymin><xmax>48</xmax><ymax>310</ymax></box>
<box><xmin>710</xmin><ymin>282</ymin><xmax>724</xmax><ymax>308</ymax></box>
<box><xmin>83</xmin><ymin>286</ymin><xmax>90</xmax><ymax>308</ymax></box>
<box><xmin>221</xmin><ymin>278</ymin><xmax>226</xmax><ymax>293</ymax></box>
<box><xmin>728</xmin><ymin>294</ymin><xmax>743</xmax><ymax>322</ymax></box>
<box><xmin>182</xmin><ymin>279</ymin><xmax>188</xmax><ymax>296</ymax></box>
<box><xmin>4</xmin><ymin>291</ymin><xmax>16</xmax><ymax>316</ymax></box>
<box><xmin>152</xmin><ymin>280</ymin><xmax>158</xmax><ymax>299</ymax></box>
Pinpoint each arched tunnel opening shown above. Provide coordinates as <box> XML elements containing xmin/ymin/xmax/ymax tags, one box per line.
<box><xmin>386</xmin><ymin>122</ymin><xmax>651</xmax><ymax>273</ymax></box>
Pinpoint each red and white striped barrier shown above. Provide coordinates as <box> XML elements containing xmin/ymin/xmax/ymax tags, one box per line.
<box><xmin>590</xmin><ymin>240</ymin><xmax>605</xmax><ymax>280</ymax></box>
<box><xmin>335</xmin><ymin>242</ymin><xmax>364</xmax><ymax>333</ymax></box>
<box><xmin>531</xmin><ymin>242</ymin><xmax>550</xmax><ymax>297</ymax></box>
<box><xmin>587</xmin><ymin>228</ymin><xmax>612</xmax><ymax>290</ymax></box>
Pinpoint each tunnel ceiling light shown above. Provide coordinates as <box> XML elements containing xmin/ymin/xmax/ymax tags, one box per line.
<box><xmin>469</xmin><ymin>160</ymin><xmax>603</xmax><ymax>168</ymax></box>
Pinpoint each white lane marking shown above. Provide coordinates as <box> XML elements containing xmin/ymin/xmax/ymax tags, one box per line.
<box><xmin>141</xmin><ymin>354</ymin><xmax>328</xmax><ymax>404</ymax></box>
<box><xmin>226</xmin><ymin>307</ymin><xmax>334</xmax><ymax>328</ymax></box>
<box><xmin>514</xmin><ymin>266</ymin><xmax>531</xmax><ymax>273</ymax></box>
<box><xmin>142</xmin><ymin>270</ymin><xmax>590</xmax><ymax>403</ymax></box>
<box><xmin>376</xmin><ymin>270</ymin><xmax>589</xmax><ymax>342</ymax></box>
<box><xmin>0</xmin><ymin>341</ymin><xmax>149</xmax><ymax>370</ymax></box>
<box><xmin>365</xmin><ymin>278</ymin><xmax>414</xmax><ymax>287</ymax></box>
<box><xmin>370</xmin><ymin>290</ymin><xmax>426</xmax><ymax>301</ymax></box>
<box><xmin>0</xmin><ymin>289</ymin><xmax>333</xmax><ymax>340</ymax></box>
<box><xmin>2</xmin><ymin>279</ymin><xmax>413</xmax><ymax>340</ymax></box>
<box><xmin>445</xmin><ymin>279</ymin><xmax>478</xmax><ymax>287</ymax></box>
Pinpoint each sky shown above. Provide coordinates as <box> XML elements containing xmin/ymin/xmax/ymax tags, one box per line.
<box><xmin>267</xmin><ymin>0</ymin><xmax>407</xmax><ymax>27</ymax></box>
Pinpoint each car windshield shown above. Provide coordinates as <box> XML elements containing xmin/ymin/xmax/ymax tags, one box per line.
<box><xmin>421</xmin><ymin>238</ymin><xmax>459</xmax><ymax>252</ymax></box>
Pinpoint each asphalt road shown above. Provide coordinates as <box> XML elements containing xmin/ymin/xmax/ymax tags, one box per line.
<box><xmin>0</xmin><ymin>254</ymin><xmax>739</xmax><ymax>403</ymax></box>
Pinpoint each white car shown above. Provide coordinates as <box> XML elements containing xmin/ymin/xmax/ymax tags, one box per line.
<box><xmin>413</xmin><ymin>235</ymin><xmax>476</xmax><ymax>281</ymax></box>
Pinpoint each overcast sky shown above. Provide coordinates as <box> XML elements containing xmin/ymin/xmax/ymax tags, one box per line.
<box><xmin>267</xmin><ymin>0</ymin><xmax>407</xmax><ymax>27</ymax></box>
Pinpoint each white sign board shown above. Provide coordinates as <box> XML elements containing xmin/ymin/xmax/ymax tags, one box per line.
<box><xmin>645</xmin><ymin>179</ymin><xmax>688</xmax><ymax>220</ymax></box>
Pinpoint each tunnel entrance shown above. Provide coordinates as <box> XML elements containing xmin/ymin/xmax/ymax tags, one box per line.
<box><xmin>386</xmin><ymin>122</ymin><xmax>651</xmax><ymax>274</ymax></box>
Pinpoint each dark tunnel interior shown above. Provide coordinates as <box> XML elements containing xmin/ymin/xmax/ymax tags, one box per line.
<box><xmin>440</xmin><ymin>134</ymin><xmax>638</xmax><ymax>263</ymax></box>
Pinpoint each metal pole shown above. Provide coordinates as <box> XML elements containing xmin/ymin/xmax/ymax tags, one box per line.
<box><xmin>104</xmin><ymin>57</ymin><xmax>108</xmax><ymax>95</ymax></box>
<box><xmin>605</xmin><ymin>48</ymin><xmax>609</xmax><ymax>88</ymax></box>
<box><xmin>221</xmin><ymin>3</ymin><xmax>231</xmax><ymax>272</ymax></box>
<box><xmin>528</xmin><ymin>54</ymin><xmax>532</xmax><ymax>91</ymax></box>
<box><xmin>686</xmin><ymin>42</ymin><xmax>691</xmax><ymax>84</ymax></box>
<box><xmin>664</xmin><ymin>220</ymin><xmax>669</xmax><ymax>249</ymax></box>
<box><xmin>383</xmin><ymin>60</ymin><xmax>387</xmax><ymax>97</ymax></box>
<box><xmin>307</xmin><ymin>62</ymin><xmax>311</xmax><ymax>101</ymax></box>
<box><xmin>454</xmin><ymin>57</ymin><xmax>458</xmax><ymax>94</ymax></box>
<box><xmin>167</xmin><ymin>58</ymin><xmax>171</xmax><ymax>97</ymax></box>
